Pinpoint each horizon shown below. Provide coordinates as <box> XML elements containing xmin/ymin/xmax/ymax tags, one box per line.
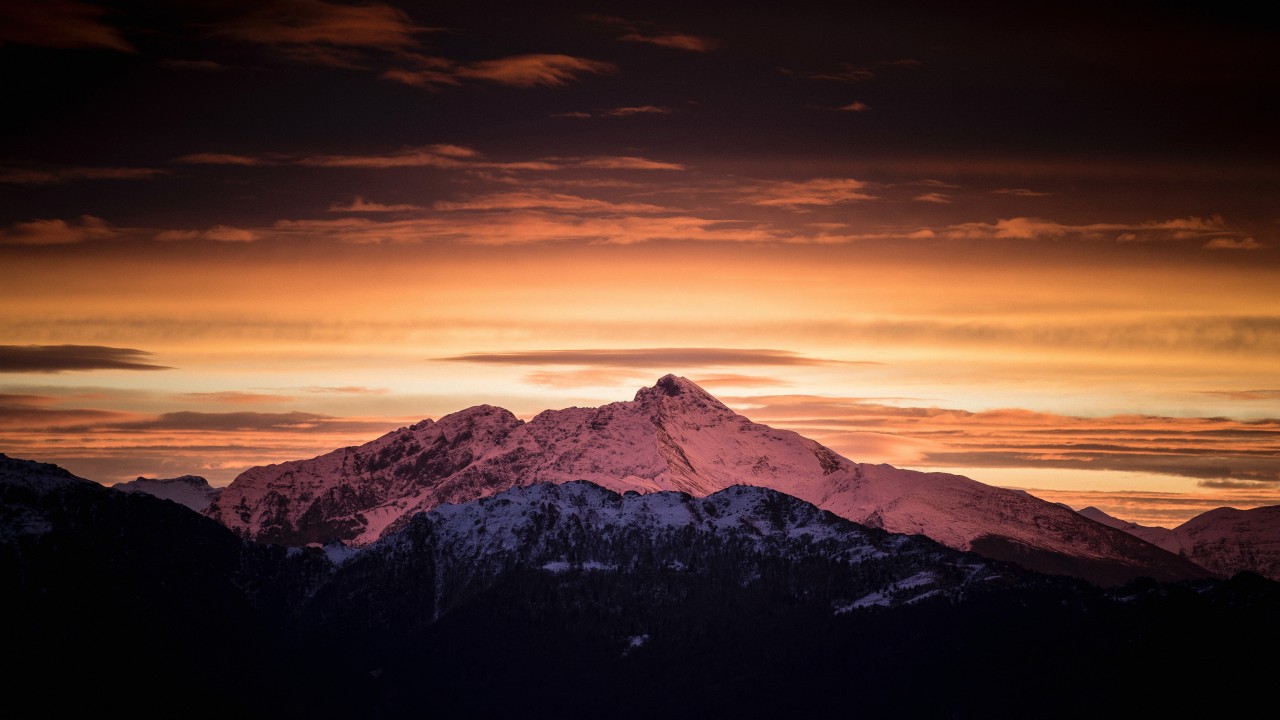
<box><xmin>2</xmin><ymin>1</ymin><xmax>1277</xmax><ymax>528</ymax></box>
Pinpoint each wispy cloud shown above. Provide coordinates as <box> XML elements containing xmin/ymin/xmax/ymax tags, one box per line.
<box><xmin>0</xmin><ymin>345</ymin><xmax>170</xmax><ymax>373</ymax></box>
<box><xmin>738</xmin><ymin>394</ymin><xmax>1280</xmax><ymax>488</ymax></box>
<box><xmin>328</xmin><ymin>197</ymin><xmax>424</xmax><ymax>213</ymax></box>
<box><xmin>0</xmin><ymin>166</ymin><xmax>165</xmax><ymax>185</ymax></box>
<box><xmin>384</xmin><ymin>53</ymin><xmax>615</xmax><ymax>88</ymax></box>
<box><xmin>0</xmin><ymin>0</ymin><xmax>134</xmax><ymax>52</ymax></box>
<box><xmin>804</xmin><ymin>59</ymin><xmax>922</xmax><ymax>83</ymax></box>
<box><xmin>913</xmin><ymin>192</ymin><xmax>951</xmax><ymax>204</ymax></box>
<box><xmin>175</xmin><ymin>144</ymin><xmax>680</xmax><ymax>172</ymax></box>
<box><xmin>1203</xmin><ymin>237</ymin><xmax>1264</xmax><ymax>250</ymax></box>
<box><xmin>620</xmin><ymin>32</ymin><xmax>716</xmax><ymax>52</ymax></box>
<box><xmin>555</xmin><ymin>105</ymin><xmax>673</xmax><ymax>119</ymax></box>
<box><xmin>944</xmin><ymin>215</ymin><xmax>1239</xmax><ymax>242</ymax></box>
<box><xmin>742</xmin><ymin>178</ymin><xmax>875</xmax><ymax>208</ymax></box>
<box><xmin>155</xmin><ymin>225</ymin><xmax>256</xmax><ymax>243</ymax></box>
<box><xmin>0</xmin><ymin>216</ymin><xmax>117</xmax><ymax>245</ymax></box>
<box><xmin>835</xmin><ymin>102</ymin><xmax>869</xmax><ymax>112</ymax></box>
<box><xmin>994</xmin><ymin>188</ymin><xmax>1056</xmax><ymax>197</ymax></box>
<box><xmin>217</xmin><ymin>0</ymin><xmax>433</xmax><ymax>50</ymax></box>
<box><xmin>432</xmin><ymin>191</ymin><xmax>666</xmax><ymax>214</ymax></box>
<box><xmin>439</xmin><ymin>348</ymin><xmax>845</xmax><ymax>367</ymax></box>
<box><xmin>1196</xmin><ymin>389</ymin><xmax>1280</xmax><ymax>401</ymax></box>
<box><xmin>180</xmin><ymin>392</ymin><xmax>293</xmax><ymax>405</ymax></box>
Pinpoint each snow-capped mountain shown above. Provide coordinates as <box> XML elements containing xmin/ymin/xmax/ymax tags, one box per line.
<box><xmin>1079</xmin><ymin>505</ymin><xmax>1280</xmax><ymax>581</ymax></box>
<box><xmin>113</xmin><ymin>475</ymin><xmax>221</xmax><ymax>513</ymax></box>
<box><xmin>207</xmin><ymin>375</ymin><xmax>1208</xmax><ymax>584</ymax></box>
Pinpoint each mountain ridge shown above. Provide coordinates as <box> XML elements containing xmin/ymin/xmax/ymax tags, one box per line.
<box><xmin>205</xmin><ymin>375</ymin><xmax>1210</xmax><ymax>585</ymax></box>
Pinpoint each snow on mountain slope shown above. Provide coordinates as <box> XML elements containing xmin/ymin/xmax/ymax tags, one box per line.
<box><xmin>1080</xmin><ymin>505</ymin><xmax>1280</xmax><ymax>581</ymax></box>
<box><xmin>207</xmin><ymin>375</ymin><xmax>1209</xmax><ymax>584</ymax></box>
<box><xmin>113</xmin><ymin>475</ymin><xmax>221</xmax><ymax>513</ymax></box>
<box><xmin>338</xmin><ymin>480</ymin><xmax>1008</xmax><ymax>622</ymax></box>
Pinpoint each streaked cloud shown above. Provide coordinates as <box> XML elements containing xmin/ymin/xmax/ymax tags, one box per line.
<box><xmin>328</xmin><ymin>197</ymin><xmax>424</xmax><ymax>213</ymax></box>
<box><xmin>994</xmin><ymin>188</ymin><xmax>1056</xmax><ymax>197</ymax></box>
<box><xmin>555</xmin><ymin>105</ymin><xmax>673</xmax><ymax>119</ymax></box>
<box><xmin>217</xmin><ymin>0</ymin><xmax>433</xmax><ymax>49</ymax></box>
<box><xmin>836</xmin><ymin>102</ymin><xmax>869</xmax><ymax>112</ymax></box>
<box><xmin>805</xmin><ymin>59</ymin><xmax>922</xmax><ymax>83</ymax></box>
<box><xmin>1196</xmin><ymin>389</ymin><xmax>1280</xmax><ymax>401</ymax></box>
<box><xmin>944</xmin><ymin>215</ymin><xmax>1238</xmax><ymax>242</ymax></box>
<box><xmin>180</xmin><ymin>392</ymin><xmax>293</xmax><ymax>404</ymax></box>
<box><xmin>440</xmin><ymin>348</ymin><xmax>843</xmax><ymax>367</ymax></box>
<box><xmin>738</xmin><ymin>394</ymin><xmax>1280</xmax><ymax>488</ymax></box>
<box><xmin>433</xmin><ymin>191</ymin><xmax>667</xmax><ymax>214</ymax></box>
<box><xmin>0</xmin><ymin>0</ymin><xmax>134</xmax><ymax>52</ymax></box>
<box><xmin>384</xmin><ymin>53</ymin><xmax>615</xmax><ymax>89</ymax></box>
<box><xmin>0</xmin><ymin>166</ymin><xmax>165</xmax><ymax>185</ymax></box>
<box><xmin>0</xmin><ymin>345</ymin><xmax>170</xmax><ymax>373</ymax></box>
<box><xmin>0</xmin><ymin>216</ymin><xmax>116</xmax><ymax>245</ymax></box>
<box><xmin>913</xmin><ymin>192</ymin><xmax>951</xmax><ymax>204</ymax></box>
<box><xmin>742</xmin><ymin>178</ymin><xmax>875</xmax><ymax>208</ymax></box>
<box><xmin>175</xmin><ymin>145</ymin><xmax>679</xmax><ymax>173</ymax></box>
<box><xmin>155</xmin><ymin>225</ymin><xmax>256</xmax><ymax>243</ymax></box>
<box><xmin>1204</xmin><ymin>237</ymin><xmax>1264</xmax><ymax>250</ymax></box>
<box><xmin>620</xmin><ymin>32</ymin><xmax>716</xmax><ymax>52</ymax></box>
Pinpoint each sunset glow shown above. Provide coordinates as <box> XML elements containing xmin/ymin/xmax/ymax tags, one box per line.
<box><xmin>2</xmin><ymin>1</ymin><xmax>1277</xmax><ymax>527</ymax></box>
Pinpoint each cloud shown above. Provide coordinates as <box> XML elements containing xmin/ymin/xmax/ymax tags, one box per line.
<box><xmin>836</xmin><ymin>102</ymin><xmax>869</xmax><ymax>112</ymax></box>
<box><xmin>300</xmin><ymin>385</ymin><xmax>389</xmax><ymax>395</ymax></box>
<box><xmin>738</xmin><ymin>394</ymin><xmax>1280</xmax><ymax>489</ymax></box>
<box><xmin>0</xmin><ymin>0</ymin><xmax>134</xmax><ymax>52</ymax></box>
<box><xmin>385</xmin><ymin>53</ymin><xmax>615</xmax><ymax>89</ymax></box>
<box><xmin>944</xmin><ymin>215</ymin><xmax>1238</xmax><ymax>243</ymax></box>
<box><xmin>556</xmin><ymin>105</ymin><xmax>673</xmax><ymax>119</ymax></box>
<box><xmin>742</xmin><ymin>178</ymin><xmax>875</xmax><ymax>208</ymax></box>
<box><xmin>439</xmin><ymin>348</ymin><xmax>841</xmax><ymax>367</ymax></box>
<box><xmin>913</xmin><ymin>192</ymin><xmax>951</xmax><ymax>204</ymax></box>
<box><xmin>569</xmin><ymin>156</ymin><xmax>684</xmax><ymax>170</ymax></box>
<box><xmin>0</xmin><ymin>166</ymin><xmax>165</xmax><ymax>185</ymax></box>
<box><xmin>0</xmin><ymin>216</ymin><xmax>116</xmax><ymax>245</ymax></box>
<box><xmin>1203</xmin><ymin>237</ymin><xmax>1264</xmax><ymax>250</ymax></box>
<box><xmin>175</xmin><ymin>152</ymin><xmax>270</xmax><ymax>166</ymax></box>
<box><xmin>155</xmin><ymin>225</ymin><xmax>256</xmax><ymax>243</ymax></box>
<box><xmin>432</xmin><ymin>191</ymin><xmax>667</xmax><ymax>214</ymax></box>
<box><xmin>994</xmin><ymin>188</ymin><xmax>1056</xmax><ymax>197</ymax></box>
<box><xmin>1196</xmin><ymin>390</ymin><xmax>1280</xmax><ymax>401</ymax></box>
<box><xmin>806</xmin><ymin>59</ymin><xmax>922</xmax><ymax>83</ymax></box>
<box><xmin>268</xmin><ymin>213</ymin><xmax>778</xmax><ymax>245</ymax></box>
<box><xmin>180</xmin><ymin>392</ymin><xmax>293</xmax><ymax>404</ymax></box>
<box><xmin>217</xmin><ymin>0</ymin><xmax>432</xmax><ymax>49</ymax></box>
<box><xmin>0</xmin><ymin>345</ymin><xmax>170</xmax><ymax>373</ymax></box>
<box><xmin>328</xmin><ymin>197</ymin><xmax>423</xmax><ymax>212</ymax></box>
<box><xmin>174</xmin><ymin>145</ymin><xmax>680</xmax><ymax>173</ymax></box>
<box><xmin>620</xmin><ymin>32</ymin><xmax>716</xmax><ymax>52</ymax></box>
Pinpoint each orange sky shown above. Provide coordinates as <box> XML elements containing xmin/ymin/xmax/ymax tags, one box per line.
<box><xmin>2</xmin><ymin>1</ymin><xmax>1278</xmax><ymax>527</ymax></box>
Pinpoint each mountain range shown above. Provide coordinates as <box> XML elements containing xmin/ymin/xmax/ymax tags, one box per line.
<box><xmin>206</xmin><ymin>375</ymin><xmax>1211</xmax><ymax>585</ymax></box>
<box><xmin>4</xmin><ymin>450</ymin><xmax>1278</xmax><ymax>718</ymax></box>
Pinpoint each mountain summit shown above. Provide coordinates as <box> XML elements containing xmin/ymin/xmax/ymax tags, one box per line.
<box><xmin>206</xmin><ymin>375</ymin><xmax>1208</xmax><ymax>584</ymax></box>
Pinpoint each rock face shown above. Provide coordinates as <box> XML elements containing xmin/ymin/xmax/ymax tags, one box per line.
<box><xmin>1080</xmin><ymin>504</ymin><xmax>1280</xmax><ymax>581</ymax></box>
<box><xmin>206</xmin><ymin>375</ymin><xmax>1210</xmax><ymax>584</ymax></box>
<box><xmin>113</xmin><ymin>475</ymin><xmax>222</xmax><ymax>513</ymax></box>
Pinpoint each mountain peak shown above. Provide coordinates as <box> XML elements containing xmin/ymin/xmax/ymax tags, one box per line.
<box><xmin>634</xmin><ymin>374</ymin><xmax>727</xmax><ymax>410</ymax></box>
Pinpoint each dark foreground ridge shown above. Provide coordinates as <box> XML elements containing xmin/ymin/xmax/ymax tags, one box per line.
<box><xmin>3</xmin><ymin>455</ymin><xmax>1278</xmax><ymax>718</ymax></box>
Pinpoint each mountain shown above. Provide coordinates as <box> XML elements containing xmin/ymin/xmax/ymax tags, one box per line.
<box><xmin>113</xmin><ymin>474</ymin><xmax>221</xmax><ymax>512</ymax></box>
<box><xmin>0</xmin><ymin>453</ymin><xmax>333</xmax><ymax>716</ymax></box>
<box><xmin>1080</xmin><ymin>505</ymin><xmax>1280</xmax><ymax>581</ymax></box>
<box><xmin>207</xmin><ymin>375</ymin><xmax>1209</xmax><ymax>585</ymax></box>
<box><xmin>5</xmin><ymin>454</ymin><xmax>1279</xmax><ymax>718</ymax></box>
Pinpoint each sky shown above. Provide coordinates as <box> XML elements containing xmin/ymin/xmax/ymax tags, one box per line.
<box><xmin>1</xmin><ymin>0</ymin><xmax>1278</xmax><ymax>527</ymax></box>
